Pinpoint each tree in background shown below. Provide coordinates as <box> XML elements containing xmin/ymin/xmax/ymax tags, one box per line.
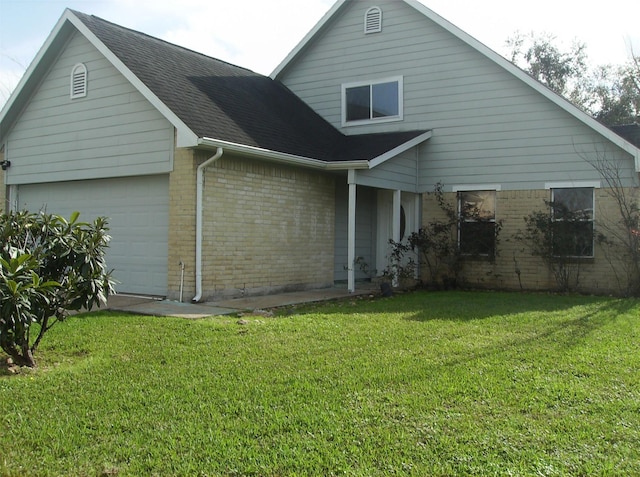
<box><xmin>591</xmin><ymin>56</ymin><xmax>640</xmax><ymax>125</ymax></box>
<box><xmin>507</xmin><ymin>32</ymin><xmax>640</xmax><ymax>126</ymax></box>
<box><xmin>507</xmin><ymin>32</ymin><xmax>591</xmax><ymax>109</ymax></box>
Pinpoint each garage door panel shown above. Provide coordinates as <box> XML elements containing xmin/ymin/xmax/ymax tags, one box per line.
<box><xmin>17</xmin><ymin>175</ymin><xmax>169</xmax><ymax>296</ymax></box>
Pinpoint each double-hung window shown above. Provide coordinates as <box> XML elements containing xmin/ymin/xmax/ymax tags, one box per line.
<box><xmin>457</xmin><ymin>189</ymin><xmax>498</xmax><ymax>257</ymax></box>
<box><xmin>342</xmin><ymin>77</ymin><xmax>403</xmax><ymax>125</ymax></box>
<box><xmin>550</xmin><ymin>187</ymin><xmax>595</xmax><ymax>258</ymax></box>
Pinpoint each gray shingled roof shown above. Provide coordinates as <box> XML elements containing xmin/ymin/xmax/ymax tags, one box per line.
<box><xmin>73</xmin><ymin>11</ymin><xmax>426</xmax><ymax>162</ymax></box>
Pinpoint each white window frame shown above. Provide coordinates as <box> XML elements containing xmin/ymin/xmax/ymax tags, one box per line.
<box><xmin>70</xmin><ymin>63</ymin><xmax>88</xmax><ymax>99</ymax></box>
<box><xmin>364</xmin><ymin>6</ymin><xmax>382</xmax><ymax>34</ymax></box>
<box><xmin>341</xmin><ymin>76</ymin><xmax>403</xmax><ymax>127</ymax></box>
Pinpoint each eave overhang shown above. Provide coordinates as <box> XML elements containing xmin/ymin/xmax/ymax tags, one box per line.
<box><xmin>198</xmin><ymin>131</ymin><xmax>432</xmax><ymax>171</ymax></box>
<box><xmin>197</xmin><ymin>138</ymin><xmax>369</xmax><ymax>170</ymax></box>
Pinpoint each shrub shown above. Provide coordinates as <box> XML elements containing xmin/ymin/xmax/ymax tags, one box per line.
<box><xmin>517</xmin><ymin>201</ymin><xmax>605</xmax><ymax>292</ymax></box>
<box><xmin>0</xmin><ymin>211</ymin><xmax>115</xmax><ymax>367</ymax></box>
<box><xmin>385</xmin><ymin>183</ymin><xmax>502</xmax><ymax>289</ymax></box>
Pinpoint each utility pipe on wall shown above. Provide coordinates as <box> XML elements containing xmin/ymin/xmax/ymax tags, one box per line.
<box><xmin>192</xmin><ymin>147</ymin><xmax>224</xmax><ymax>302</ymax></box>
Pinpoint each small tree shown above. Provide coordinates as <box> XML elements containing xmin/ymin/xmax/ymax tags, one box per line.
<box><xmin>383</xmin><ymin>183</ymin><xmax>460</xmax><ymax>288</ymax></box>
<box><xmin>582</xmin><ymin>150</ymin><xmax>640</xmax><ymax>295</ymax></box>
<box><xmin>0</xmin><ymin>211</ymin><xmax>115</xmax><ymax>367</ymax></box>
<box><xmin>517</xmin><ymin>201</ymin><xmax>602</xmax><ymax>292</ymax></box>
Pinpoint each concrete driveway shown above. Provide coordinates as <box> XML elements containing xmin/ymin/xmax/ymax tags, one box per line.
<box><xmin>104</xmin><ymin>286</ymin><xmax>377</xmax><ymax>319</ymax></box>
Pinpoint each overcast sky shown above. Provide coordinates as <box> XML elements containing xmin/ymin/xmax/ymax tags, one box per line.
<box><xmin>1</xmin><ymin>0</ymin><xmax>639</xmax><ymax>108</ymax></box>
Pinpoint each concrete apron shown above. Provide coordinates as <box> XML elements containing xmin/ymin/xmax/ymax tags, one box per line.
<box><xmin>104</xmin><ymin>286</ymin><xmax>377</xmax><ymax>319</ymax></box>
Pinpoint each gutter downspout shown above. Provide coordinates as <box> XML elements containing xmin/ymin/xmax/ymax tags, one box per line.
<box><xmin>192</xmin><ymin>147</ymin><xmax>224</xmax><ymax>302</ymax></box>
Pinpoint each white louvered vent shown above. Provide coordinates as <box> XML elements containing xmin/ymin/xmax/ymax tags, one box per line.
<box><xmin>70</xmin><ymin>63</ymin><xmax>87</xmax><ymax>99</ymax></box>
<box><xmin>364</xmin><ymin>6</ymin><xmax>382</xmax><ymax>34</ymax></box>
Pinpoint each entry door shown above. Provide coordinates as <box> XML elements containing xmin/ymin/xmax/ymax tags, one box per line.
<box><xmin>376</xmin><ymin>190</ymin><xmax>419</xmax><ymax>276</ymax></box>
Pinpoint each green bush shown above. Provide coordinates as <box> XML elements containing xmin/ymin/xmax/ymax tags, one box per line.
<box><xmin>0</xmin><ymin>211</ymin><xmax>115</xmax><ymax>367</ymax></box>
<box><xmin>517</xmin><ymin>201</ymin><xmax>605</xmax><ymax>292</ymax></box>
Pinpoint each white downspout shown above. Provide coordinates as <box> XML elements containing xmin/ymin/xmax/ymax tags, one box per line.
<box><xmin>192</xmin><ymin>147</ymin><xmax>224</xmax><ymax>302</ymax></box>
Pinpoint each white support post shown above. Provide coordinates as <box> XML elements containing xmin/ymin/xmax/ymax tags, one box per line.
<box><xmin>347</xmin><ymin>171</ymin><xmax>357</xmax><ymax>293</ymax></box>
<box><xmin>392</xmin><ymin>190</ymin><xmax>401</xmax><ymax>287</ymax></box>
<box><xmin>414</xmin><ymin>193</ymin><xmax>421</xmax><ymax>279</ymax></box>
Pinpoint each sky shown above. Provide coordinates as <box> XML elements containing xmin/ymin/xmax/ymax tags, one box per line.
<box><xmin>1</xmin><ymin>0</ymin><xmax>639</xmax><ymax>108</ymax></box>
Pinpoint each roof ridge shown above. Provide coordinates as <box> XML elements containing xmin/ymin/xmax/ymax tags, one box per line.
<box><xmin>69</xmin><ymin>9</ymin><xmax>259</xmax><ymax>75</ymax></box>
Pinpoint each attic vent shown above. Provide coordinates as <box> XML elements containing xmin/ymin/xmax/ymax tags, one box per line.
<box><xmin>70</xmin><ymin>63</ymin><xmax>87</xmax><ymax>99</ymax></box>
<box><xmin>364</xmin><ymin>7</ymin><xmax>382</xmax><ymax>34</ymax></box>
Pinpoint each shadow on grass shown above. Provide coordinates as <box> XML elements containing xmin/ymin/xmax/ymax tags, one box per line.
<box><xmin>292</xmin><ymin>289</ymin><xmax>633</xmax><ymax>322</ymax></box>
<box><xmin>289</xmin><ymin>290</ymin><xmax>639</xmax><ymax>363</ymax></box>
<box><xmin>405</xmin><ymin>290</ymin><xmax>637</xmax><ymax>321</ymax></box>
<box><xmin>408</xmin><ymin>295</ymin><xmax>638</xmax><ymax>369</ymax></box>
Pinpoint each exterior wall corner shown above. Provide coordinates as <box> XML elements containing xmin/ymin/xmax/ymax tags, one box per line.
<box><xmin>167</xmin><ymin>146</ymin><xmax>199</xmax><ymax>301</ymax></box>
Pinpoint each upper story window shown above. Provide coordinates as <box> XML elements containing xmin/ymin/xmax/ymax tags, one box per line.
<box><xmin>364</xmin><ymin>6</ymin><xmax>382</xmax><ymax>34</ymax></box>
<box><xmin>550</xmin><ymin>187</ymin><xmax>595</xmax><ymax>258</ymax></box>
<box><xmin>457</xmin><ymin>189</ymin><xmax>498</xmax><ymax>257</ymax></box>
<box><xmin>342</xmin><ymin>76</ymin><xmax>403</xmax><ymax>126</ymax></box>
<box><xmin>70</xmin><ymin>63</ymin><xmax>87</xmax><ymax>99</ymax></box>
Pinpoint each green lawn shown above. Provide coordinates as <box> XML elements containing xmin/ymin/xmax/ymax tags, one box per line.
<box><xmin>1</xmin><ymin>291</ymin><xmax>639</xmax><ymax>476</ymax></box>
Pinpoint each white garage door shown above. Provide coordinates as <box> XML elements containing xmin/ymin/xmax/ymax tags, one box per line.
<box><xmin>17</xmin><ymin>175</ymin><xmax>169</xmax><ymax>296</ymax></box>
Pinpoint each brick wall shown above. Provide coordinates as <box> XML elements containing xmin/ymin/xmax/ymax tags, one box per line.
<box><xmin>422</xmin><ymin>189</ymin><xmax>637</xmax><ymax>295</ymax></box>
<box><xmin>167</xmin><ymin>149</ymin><xmax>336</xmax><ymax>301</ymax></box>
<box><xmin>167</xmin><ymin>147</ymin><xmax>199</xmax><ymax>301</ymax></box>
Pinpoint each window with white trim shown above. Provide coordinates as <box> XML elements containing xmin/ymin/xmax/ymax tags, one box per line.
<box><xmin>364</xmin><ymin>6</ymin><xmax>382</xmax><ymax>34</ymax></box>
<box><xmin>458</xmin><ymin>190</ymin><xmax>497</xmax><ymax>256</ymax></box>
<box><xmin>551</xmin><ymin>187</ymin><xmax>595</xmax><ymax>257</ymax></box>
<box><xmin>342</xmin><ymin>77</ymin><xmax>403</xmax><ymax>125</ymax></box>
<box><xmin>70</xmin><ymin>63</ymin><xmax>87</xmax><ymax>99</ymax></box>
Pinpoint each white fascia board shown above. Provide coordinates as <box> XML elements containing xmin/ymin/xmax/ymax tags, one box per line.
<box><xmin>65</xmin><ymin>11</ymin><xmax>199</xmax><ymax>148</ymax></box>
<box><xmin>368</xmin><ymin>131</ymin><xmax>432</xmax><ymax>169</ymax></box>
<box><xmin>403</xmin><ymin>0</ymin><xmax>640</xmax><ymax>171</ymax></box>
<box><xmin>270</xmin><ymin>0</ymin><xmax>348</xmax><ymax>79</ymax></box>
<box><xmin>198</xmin><ymin>137</ymin><xmax>369</xmax><ymax>170</ymax></box>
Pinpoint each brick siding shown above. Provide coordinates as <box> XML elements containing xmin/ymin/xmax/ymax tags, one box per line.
<box><xmin>422</xmin><ymin>189</ymin><xmax>637</xmax><ymax>295</ymax></box>
<box><xmin>167</xmin><ymin>148</ymin><xmax>336</xmax><ymax>301</ymax></box>
<box><xmin>167</xmin><ymin>147</ymin><xmax>199</xmax><ymax>301</ymax></box>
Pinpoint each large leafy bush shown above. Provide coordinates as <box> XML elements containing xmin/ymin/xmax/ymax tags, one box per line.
<box><xmin>0</xmin><ymin>211</ymin><xmax>115</xmax><ymax>367</ymax></box>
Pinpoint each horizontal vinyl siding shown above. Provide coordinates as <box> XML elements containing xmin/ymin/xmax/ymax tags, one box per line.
<box><xmin>5</xmin><ymin>31</ymin><xmax>174</xmax><ymax>185</ymax></box>
<box><xmin>356</xmin><ymin>148</ymin><xmax>418</xmax><ymax>192</ymax></box>
<box><xmin>280</xmin><ymin>0</ymin><xmax>637</xmax><ymax>191</ymax></box>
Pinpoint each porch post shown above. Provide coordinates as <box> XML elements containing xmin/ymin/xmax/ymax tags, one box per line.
<box><xmin>414</xmin><ymin>193</ymin><xmax>421</xmax><ymax>279</ymax></box>
<box><xmin>392</xmin><ymin>190</ymin><xmax>402</xmax><ymax>287</ymax></box>
<box><xmin>347</xmin><ymin>170</ymin><xmax>357</xmax><ymax>293</ymax></box>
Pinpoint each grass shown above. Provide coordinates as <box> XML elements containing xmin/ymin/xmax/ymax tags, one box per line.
<box><xmin>1</xmin><ymin>290</ymin><xmax>639</xmax><ymax>476</ymax></box>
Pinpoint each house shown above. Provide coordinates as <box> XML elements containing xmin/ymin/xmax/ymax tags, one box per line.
<box><xmin>1</xmin><ymin>0</ymin><xmax>639</xmax><ymax>299</ymax></box>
